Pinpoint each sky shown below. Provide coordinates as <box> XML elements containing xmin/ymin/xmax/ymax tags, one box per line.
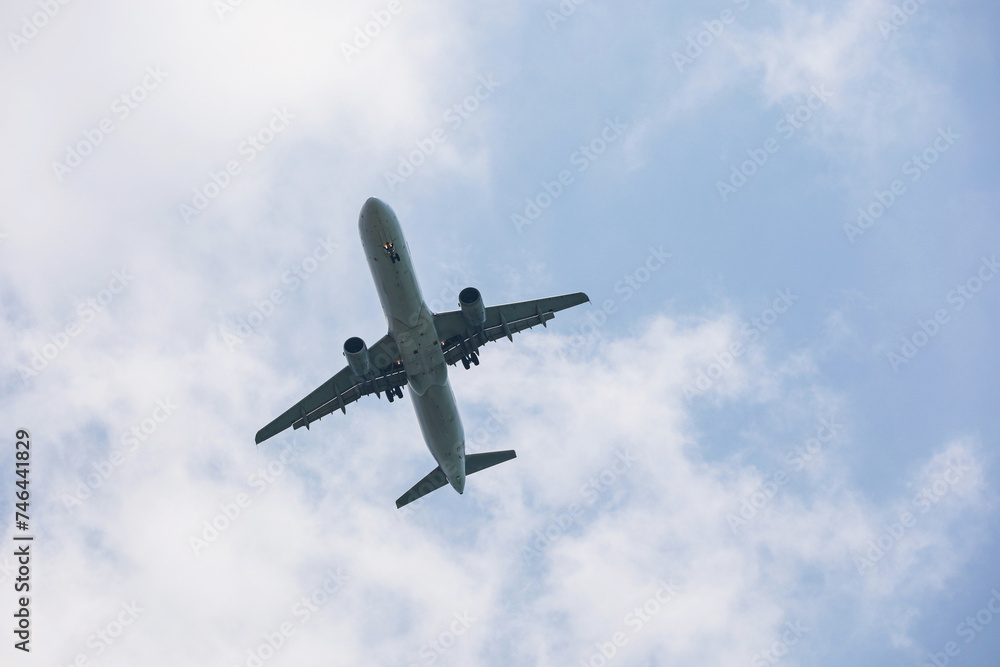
<box><xmin>1</xmin><ymin>0</ymin><xmax>999</xmax><ymax>665</ymax></box>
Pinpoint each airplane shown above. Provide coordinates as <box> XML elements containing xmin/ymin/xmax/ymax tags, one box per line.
<box><xmin>255</xmin><ymin>197</ymin><xmax>589</xmax><ymax>508</ymax></box>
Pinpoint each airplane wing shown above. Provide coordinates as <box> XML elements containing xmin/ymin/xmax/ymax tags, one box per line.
<box><xmin>433</xmin><ymin>292</ymin><xmax>589</xmax><ymax>366</ymax></box>
<box><xmin>255</xmin><ymin>333</ymin><xmax>405</xmax><ymax>445</ymax></box>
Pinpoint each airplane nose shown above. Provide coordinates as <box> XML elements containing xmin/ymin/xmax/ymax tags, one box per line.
<box><xmin>361</xmin><ymin>196</ymin><xmax>387</xmax><ymax>221</ymax></box>
<box><xmin>359</xmin><ymin>197</ymin><xmax>392</xmax><ymax>237</ymax></box>
<box><xmin>359</xmin><ymin>197</ymin><xmax>381</xmax><ymax>236</ymax></box>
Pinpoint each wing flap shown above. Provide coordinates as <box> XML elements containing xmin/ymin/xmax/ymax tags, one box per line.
<box><xmin>255</xmin><ymin>333</ymin><xmax>404</xmax><ymax>445</ymax></box>
<box><xmin>434</xmin><ymin>292</ymin><xmax>589</xmax><ymax>366</ymax></box>
<box><xmin>484</xmin><ymin>292</ymin><xmax>589</xmax><ymax>328</ymax></box>
<box><xmin>289</xmin><ymin>368</ymin><xmax>407</xmax><ymax>431</ymax></box>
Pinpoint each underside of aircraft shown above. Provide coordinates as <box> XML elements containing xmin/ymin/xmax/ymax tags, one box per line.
<box><xmin>255</xmin><ymin>198</ymin><xmax>588</xmax><ymax>508</ymax></box>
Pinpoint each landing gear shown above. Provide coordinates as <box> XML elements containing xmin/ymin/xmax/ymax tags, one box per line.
<box><xmin>395</xmin><ymin>386</ymin><xmax>403</xmax><ymax>399</ymax></box>
<box><xmin>383</xmin><ymin>242</ymin><xmax>401</xmax><ymax>264</ymax></box>
<box><xmin>461</xmin><ymin>351</ymin><xmax>479</xmax><ymax>369</ymax></box>
<box><xmin>387</xmin><ymin>390</ymin><xmax>394</xmax><ymax>403</ymax></box>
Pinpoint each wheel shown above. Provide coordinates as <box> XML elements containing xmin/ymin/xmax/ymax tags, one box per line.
<box><xmin>471</xmin><ymin>352</ymin><xmax>479</xmax><ymax>365</ymax></box>
<box><xmin>462</xmin><ymin>358</ymin><xmax>470</xmax><ymax>369</ymax></box>
<box><xmin>395</xmin><ymin>386</ymin><xmax>403</xmax><ymax>398</ymax></box>
<box><xmin>387</xmin><ymin>391</ymin><xmax>394</xmax><ymax>403</ymax></box>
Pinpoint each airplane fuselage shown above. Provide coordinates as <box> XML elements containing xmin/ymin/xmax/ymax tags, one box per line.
<box><xmin>256</xmin><ymin>196</ymin><xmax>585</xmax><ymax>506</ymax></box>
<box><xmin>358</xmin><ymin>198</ymin><xmax>466</xmax><ymax>493</ymax></box>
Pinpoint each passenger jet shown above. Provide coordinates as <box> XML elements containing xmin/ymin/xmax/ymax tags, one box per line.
<box><xmin>255</xmin><ymin>198</ymin><xmax>588</xmax><ymax>508</ymax></box>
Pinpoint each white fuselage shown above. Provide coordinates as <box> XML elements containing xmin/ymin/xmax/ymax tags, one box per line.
<box><xmin>358</xmin><ymin>198</ymin><xmax>466</xmax><ymax>492</ymax></box>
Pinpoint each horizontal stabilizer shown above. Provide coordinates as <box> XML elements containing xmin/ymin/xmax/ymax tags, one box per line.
<box><xmin>395</xmin><ymin>450</ymin><xmax>517</xmax><ymax>509</ymax></box>
<box><xmin>466</xmin><ymin>450</ymin><xmax>517</xmax><ymax>474</ymax></box>
<box><xmin>395</xmin><ymin>466</ymin><xmax>448</xmax><ymax>509</ymax></box>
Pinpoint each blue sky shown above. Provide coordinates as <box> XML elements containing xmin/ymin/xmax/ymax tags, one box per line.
<box><xmin>1</xmin><ymin>0</ymin><xmax>998</xmax><ymax>665</ymax></box>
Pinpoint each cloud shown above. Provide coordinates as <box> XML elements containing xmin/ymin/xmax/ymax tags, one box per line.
<box><xmin>1</xmin><ymin>2</ymin><xmax>994</xmax><ymax>665</ymax></box>
<box><xmin>4</xmin><ymin>298</ymin><xmax>990</xmax><ymax>665</ymax></box>
<box><xmin>648</xmin><ymin>0</ymin><xmax>950</xmax><ymax>177</ymax></box>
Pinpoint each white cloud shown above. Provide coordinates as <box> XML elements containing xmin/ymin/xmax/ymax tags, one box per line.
<box><xmin>4</xmin><ymin>299</ymin><xmax>990</xmax><ymax>665</ymax></box>
<box><xmin>649</xmin><ymin>0</ymin><xmax>951</xmax><ymax>177</ymax></box>
<box><xmin>1</xmin><ymin>2</ymin><xmax>995</xmax><ymax>665</ymax></box>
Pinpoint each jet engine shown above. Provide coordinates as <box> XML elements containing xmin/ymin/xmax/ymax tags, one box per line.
<box><xmin>459</xmin><ymin>287</ymin><xmax>486</xmax><ymax>329</ymax></box>
<box><xmin>343</xmin><ymin>336</ymin><xmax>370</xmax><ymax>377</ymax></box>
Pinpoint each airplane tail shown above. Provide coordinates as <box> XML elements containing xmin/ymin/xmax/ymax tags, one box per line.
<box><xmin>395</xmin><ymin>450</ymin><xmax>516</xmax><ymax>509</ymax></box>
